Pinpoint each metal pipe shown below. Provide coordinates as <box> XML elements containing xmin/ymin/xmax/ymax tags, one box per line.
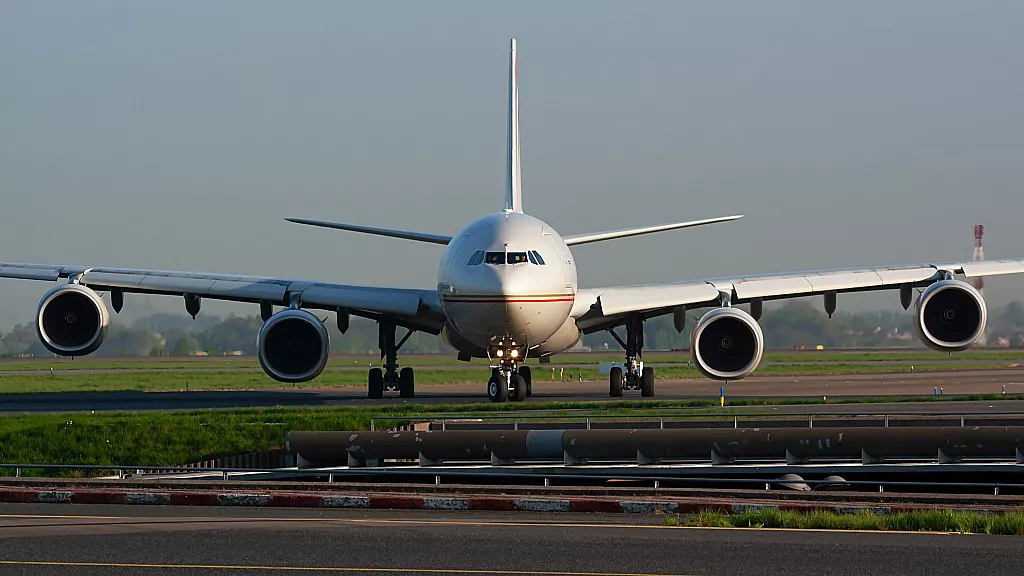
<box><xmin>286</xmin><ymin>427</ymin><xmax>1024</xmax><ymax>467</ymax></box>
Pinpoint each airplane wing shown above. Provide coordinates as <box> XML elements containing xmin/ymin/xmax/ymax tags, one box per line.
<box><xmin>0</xmin><ymin>262</ymin><xmax>445</xmax><ymax>333</ymax></box>
<box><xmin>571</xmin><ymin>259</ymin><xmax>1024</xmax><ymax>333</ymax></box>
<box><xmin>562</xmin><ymin>215</ymin><xmax>743</xmax><ymax>246</ymax></box>
<box><xmin>284</xmin><ymin>218</ymin><xmax>453</xmax><ymax>245</ymax></box>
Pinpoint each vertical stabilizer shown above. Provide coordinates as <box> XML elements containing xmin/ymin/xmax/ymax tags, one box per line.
<box><xmin>505</xmin><ymin>38</ymin><xmax>523</xmax><ymax>212</ymax></box>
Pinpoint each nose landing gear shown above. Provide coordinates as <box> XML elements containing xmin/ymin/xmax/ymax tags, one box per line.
<box><xmin>607</xmin><ymin>315</ymin><xmax>655</xmax><ymax>398</ymax></box>
<box><xmin>486</xmin><ymin>339</ymin><xmax>532</xmax><ymax>403</ymax></box>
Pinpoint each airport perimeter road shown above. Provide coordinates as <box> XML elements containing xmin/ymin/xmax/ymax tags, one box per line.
<box><xmin>0</xmin><ymin>504</ymin><xmax>1020</xmax><ymax>575</ymax></box>
<box><xmin>2</xmin><ymin>369</ymin><xmax>1024</xmax><ymax>413</ymax></box>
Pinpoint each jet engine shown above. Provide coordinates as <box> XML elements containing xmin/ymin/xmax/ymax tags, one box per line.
<box><xmin>440</xmin><ymin>322</ymin><xmax>487</xmax><ymax>358</ymax></box>
<box><xmin>689</xmin><ymin>307</ymin><xmax>764</xmax><ymax>380</ymax></box>
<box><xmin>913</xmin><ymin>279</ymin><xmax>987</xmax><ymax>352</ymax></box>
<box><xmin>256</xmin><ymin>309</ymin><xmax>330</xmax><ymax>382</ymax></box>
<box><xmin>36</xmin><ymin>284</ymin><xmax>110</xmax><ymax>356</ymax></box>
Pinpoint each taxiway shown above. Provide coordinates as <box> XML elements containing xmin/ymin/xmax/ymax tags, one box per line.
<box><xmin>1</xmin><ymin>369</ymin><xmax>1022</xmax><ymax>413</ymax></box>
<box><xmin>0</xmin><ymin>504</ymin><xmax>1021</xmax><ymax>575</ymax></box>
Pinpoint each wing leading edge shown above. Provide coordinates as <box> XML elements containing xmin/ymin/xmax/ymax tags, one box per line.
<box><xmin>0</xmin><ymin>262</ymin><xmax>445</xmax><ymax>333</ymax></box>
<box><xmin>284</xmin><ymin>218</ymin><xmax>453</xmax><ymax>245</ymax></box>
<box><xmin>563</xmin><ymin>215</ymin><xmax>743</xmax><ymax>246</ymax></box>
<box><xmin>572</xmin><ymin>259</ymin><xmax>1024</xmax><ymax>333</ymax></box>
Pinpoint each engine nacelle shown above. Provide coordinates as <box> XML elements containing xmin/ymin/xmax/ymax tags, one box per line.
<box><xmin>256</xmin><ymin>309</ymin><xmax>330</xmax><ymax>383</ymax></box>
<box><xmin>36</xmin><ymin>284</ymin><xmax>110</xmax><ymax>356</ymax></box>
<box><xmin>531</xmin><ymin>317</ymin><xmax>581</xmax><ymax>357</ymax></box>
<box><xmin>440</xmin><ymin>322</ymin><xmax>487</xmax><ymax>358</ymax></box>
<box><xmin>913</xmin><ymin>279</ymin><xmax>987</xmax><ymax>352</ymax></box>
<box><xmin>690</xmin><ymin>307</ymin><xmax>764</xmax><ymax>380</ymax></box>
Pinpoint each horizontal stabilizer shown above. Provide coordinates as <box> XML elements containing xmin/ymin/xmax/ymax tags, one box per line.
<box><xmin>562</xmin><ymin>215</ymin><xmax>743</xmax><ymax>246</ymax></box>
<box><xmin>285</xmin><ymin>218</ymin><xmax>453</xmax><ymax>245</ymax></box>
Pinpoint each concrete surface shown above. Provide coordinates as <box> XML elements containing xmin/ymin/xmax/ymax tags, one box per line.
<box><xmin>0</xmin><ymin>504</ymin><xmax>1021</xmax><ymax>575</ymax></box>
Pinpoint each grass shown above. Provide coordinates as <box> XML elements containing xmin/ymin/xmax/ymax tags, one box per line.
<box><xmin>0</xmin><ymin>361</ymin><xmax>1017</xmax><ymax>395</ymax></box>
<box><xmin>3</xmin><ymin>393</ymin><xmax>1024</xmax><ymax>472</ymax></box>
<box><xmin>2</xmin><ymin>349</ymin><xmax>1022</xmax><ymax>371</ymax></box>
<box><xmin>674</xmin><ymin>508</ymin><xmax>1024</xmax><ymax>535</ymax></box>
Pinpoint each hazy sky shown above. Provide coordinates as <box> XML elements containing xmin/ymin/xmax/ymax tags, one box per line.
<box><xmin>2</xmin><ymin>1</ymin><xmax>1023</xmax><ymax>330</ymax></box>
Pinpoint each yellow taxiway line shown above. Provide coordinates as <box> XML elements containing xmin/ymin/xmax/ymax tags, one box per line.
<box><xmin>0</xmin><ymin>561</ymin><xmax>697</xmax><ymax>576</ymax></box>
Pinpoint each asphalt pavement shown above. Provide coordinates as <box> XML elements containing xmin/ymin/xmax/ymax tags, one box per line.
<box><xmin>2</xmin><ymin>369</ymin><xmax>1024</xmax><ymax>413</ymax></box>
<box><xmin>0</xmin><ymin>504</ymin><xmax>1019</xmax><ymax>575</ymax></box>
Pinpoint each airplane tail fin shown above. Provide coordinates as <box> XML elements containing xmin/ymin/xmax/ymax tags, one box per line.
<box><xmin>505</xmin><ymin>38</ymin><xmax>523</xmax><ymax>213</ymax></box>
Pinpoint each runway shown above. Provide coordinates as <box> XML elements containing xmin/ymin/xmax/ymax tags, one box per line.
<box><xmin>2</xmin><ymin>369</ymin><xmax>1023</xmax><ymax>413</ymax></box>
<box><xmin>0</xmin><ymin>504</ymin><xmax>1020</xmax><ymax>575</ymax></box>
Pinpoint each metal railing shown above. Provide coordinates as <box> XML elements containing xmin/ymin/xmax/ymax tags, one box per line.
<box><xmin>0</xmin><ymin>462</ymin><xmax>1020</xmax><ymax>496</ymax></box>
<box><xmin>369</xmin><ymin>410</ymin><xmax>1024</xmax><ymax>431</ymax></box>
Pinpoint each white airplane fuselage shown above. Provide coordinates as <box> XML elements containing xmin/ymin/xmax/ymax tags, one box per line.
<box><xmin>436</xmin><ymin>212</ymin><xmax>580</xmax><ymax>359</ymax></box>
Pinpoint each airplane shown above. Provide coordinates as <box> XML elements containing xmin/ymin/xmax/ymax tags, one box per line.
<box><xmin>3</xmin><ymin>38</ymin><xmax>1024</xmax><ymax>403</ymax></box>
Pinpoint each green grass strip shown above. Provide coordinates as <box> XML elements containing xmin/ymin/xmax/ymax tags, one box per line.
<box><xmin>1</xmin><ymin>350</ymin><xmax>1023</xmax><ymax>371</ymax></box>
<box><xmin>672</xmin><ymin>508</ymin><xmax>1024</xmax><ymax>535</ymax></box>
<box><xmin>2</xmin><ymin>393</ymin><xmax>1023</xmax><ymax>472</ymax></box>
<box><xmin>0</xmin><ymin>361</ymin><xmax>1017</xmax><ymax>394</ymax></box>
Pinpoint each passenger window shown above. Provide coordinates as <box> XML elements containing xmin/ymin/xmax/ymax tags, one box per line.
<box><xmin>507</xmin><ymin>252</ymin><xmax>528</xmax><ymax>264</ymax></box>
<box><xmin>484</xmin><ymin>252</ymin><xmax>505</xmax><ymax>265</ymax></box>
<box><xmin>532</xmin><ymin>251</ymin><xmax>546</xmax><ymax>265</ymax></box>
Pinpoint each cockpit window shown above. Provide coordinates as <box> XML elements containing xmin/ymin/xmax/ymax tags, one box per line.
<box><xmin>479</xmin><ymin>250</ymin><xmax>547</xmax><ymax>265</ymax></box>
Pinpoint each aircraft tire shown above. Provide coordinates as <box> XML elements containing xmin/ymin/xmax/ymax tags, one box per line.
<box><xmin>609</xmin><ymin>366</ymin><xmax>623</xmax><ymax>397</ymax></box>
<box><xmin>640</xmin><ymin>367</ymin><xmax>655</xmax><ymax>397</ymax></box>
<box><xmin>399</xmin><ymin>367</ymin><xmax>415</xmax><ymax>398</ymax></box>
<box><xmin>518</xmin><ymin>366</ymin><xmax>532</xmax><ymax>397</ymax></box>
<box><xmin>511</xmin><ymin>373</ymin><xmax>528</xmax><ymax>402</ymax></box>
<box><xmin>368</xmin><ymin>368</ymin><xmax>384</xmax><ymax>399</ymax></box>
<box><xmin>487</xmin><ymin>375</ymin><xmax>508</xmax><ymax>403</ymax></box>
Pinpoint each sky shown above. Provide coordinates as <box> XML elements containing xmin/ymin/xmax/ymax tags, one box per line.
<box><xmin>1</xmin><ymin>1</ymin><xmax>1023</xmax><ymax>331</ymax></box>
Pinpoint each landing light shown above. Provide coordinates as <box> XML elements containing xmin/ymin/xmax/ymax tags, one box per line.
<box><xmin>511</xmin><ymin>349</ymin><xmax>519</xmax><ymax>358</ymax></box>
<box><xmin>496</xmin><ymin>349</ymin><xmax>503</xmax><ymax>357</ymax></box>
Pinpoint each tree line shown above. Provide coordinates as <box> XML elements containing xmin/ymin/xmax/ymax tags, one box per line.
<box><xmin>3</xmin><ymin>300</ymin><xmax>1024</xmax><ymax>358</ymax></box>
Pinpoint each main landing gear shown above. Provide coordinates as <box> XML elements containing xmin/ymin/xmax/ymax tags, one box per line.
<box><xmin>486</xmin><ymin>338</ymin><xmax>533</xmax><ymax>403</ymax></box>
<box><xmin>607</xmin><ymin>315</ymin><xmax>655</xmax><ymax>398</ymax></box>
<box><xmin>368</xmin><ymin>318</ymin><xmax>416</xmax><ymax>399</ymax></box>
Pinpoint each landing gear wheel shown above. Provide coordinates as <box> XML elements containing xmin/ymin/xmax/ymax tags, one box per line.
<box><xmin>609</xmin><ymin>366</ymin><xmax>623</xmax><ymax>397</ymax></box>
<box><xmin>640</xmin><ymin>367</ymin><xmax>655</xmax><ymax>397</ymax></box>
<box><xmin>487</xmin><ymin>375</ymin><xmax>509</xmax><ymax>403</ymax></box>
<box><xmin>518</xmin><ymin>366</ymin><xmax>532</xmax><ymax>397</ymax></box>
<box><xmin>368</xmin><ymin>368</ymin><xmax>384</xmax><ymax>399</ymax></box>
<box><xmin>399</xmin><ymin>367</ymin><xmax>415</xmax><ymax>398</ymax></box>
<box><xmin>511</xmin><ymin>373</ymin><xmax>528</xmax><ymax>402</ymax></box>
